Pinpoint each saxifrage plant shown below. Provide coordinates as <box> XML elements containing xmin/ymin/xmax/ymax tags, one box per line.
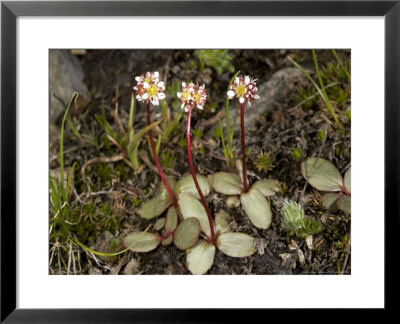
<box><xmin>208</xmin><ymin>75</ymin><xmax>280</xmax><ymax>229</ymax></box>
<box><xmin>122</xmin><ymin>74</ymin><xmax>258</xmax><ymax>275</ymax></box>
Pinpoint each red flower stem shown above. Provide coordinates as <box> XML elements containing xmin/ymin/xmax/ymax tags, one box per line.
<box><xmin>240</xmin><ymin>102</ymin><xmax>249</xmax><ymax>193</ymax></box>
<box><xmin>186</xmin><ymin>106</ymin><xmax>216</xmax><ymax>245</ymax></box>
<box><xmin>146</xmin><ymin>102</ymin><xmax>179</xmax><ymax>209</ymax></box>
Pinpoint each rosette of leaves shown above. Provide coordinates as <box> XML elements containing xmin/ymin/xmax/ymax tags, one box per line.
<box><xmin>194</xmin><ymin>49</ymin><xmax>235</xmax><ymax>74</ymax></box>
<box><xmin>179</xmin><ymin>195</ymin><xmax>256</xmax><ymax>274</ymax></box>
<box><xmin>281</xmin><ymin>200</ymin><xmax>323</xmax><ymax>238</ymax></box>
<box><xmin>301</xmin><ymin>158</ymin><xmax>351</xmax><ymax>214</ymax></box>
<box><xmin>208</xmin><ymin>160</ymin><xmax>280</xmax><ymax>229</ymax></box>
<box><xmin>123</xmin><ymin>206</ymin><xmax>202</xmax><ymax>253</ymax></box>
<box><xmin>124</xmin><ymin>194</ymin><xmax>257</xmax><ymax>275</ymax></box>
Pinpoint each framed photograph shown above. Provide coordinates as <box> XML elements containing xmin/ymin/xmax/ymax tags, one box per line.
<box><xmin>1</xmin><ymin>0</ymin><xmax>398</xmax><ymax>322</ymax></box>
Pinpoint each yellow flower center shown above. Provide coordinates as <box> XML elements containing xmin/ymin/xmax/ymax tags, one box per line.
<box><xmin>193</xmin><ymin>93</ymin><xmax>201</xmax><ymax>103</ymax></box>
<box><xmin>144</xmin><ymin>77</ymin><xmax>151</xmax><ymax>84</ymax></box>
<box><xmin>182</xmin><ymin>91</ymin><xmax>191</xmax><ymax>101</ymax></box>
<box><xmin>148</xmin><ymin>85</ymin><xmax>158</xmax><ymax>96</ymax></box>
<box><xmin>236</xmin><ymin>85</ymin><xmax>246</xmax><ymax>97</ymax></box>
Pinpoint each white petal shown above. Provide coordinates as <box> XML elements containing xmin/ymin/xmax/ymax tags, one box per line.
<box><xmin>142</xmin><ymin>93</ymin><xmax>148</xmax><ymax>99</ymax></box>
<box><xmin>153</xmin><ymin>71</ymin><xmax>159</xmax><ymax>77</ymax></box>
<box><xmin>185</xmin><ymin>106</ymin><xmax>189</xmax><ymax>112</ymax></box>
<box><xmin>136</xmin><ymin>95</ymin><xmax>141</xmax><ymax>100</ymax></box>
<box><xmin>152</xmin><ymin>98</ymin><xmax>159</xmax><ymax>106</ymax></box>
<box><xmin>133</xmin><ymin>86</ymin><xmax>138</xmax><ymax>90</ymax></box>
<box><xmin>143</xmin><ymin>82</ymin><xmax>149</xmax><ymax>89</ymax></box>
<box><xmin>135</xmin><ymin>76</ymin><xmax>141</xmax><ymax>82</ymax></box>
<box><xmin>244</xmin><ymin>76</ymin><xmax>250</xmax><ymax>84</ymax></box>
<box><xmin>158</xmin><ymin>92</ymin><xmax>166</xmax><ymax>99</ymax></box>
<box><xmin>239</xmin><ymin>97</ymin><xmax>245</xmax><ymax>103</ymax></box>
<box><xmin>253</xmin><ymin>95</ymin><xmax>260</xmax><ymax>99</ymax></box>
<box><xmin>157</xmin><ymin>81</ymin><xmax>164</xmax><ymax>88</ymax></box>
<box><xmin>181</xmin><ymin>103</ymin><xmax>186</xmax><ymax>109</ymax></box>
<box><xmin>227</xmin><ymin>90</ymin><xmax>235</xmax><ymax>98</ymax></box>
<box><xmin>234</xmin><ymin>77</ymin><xmax>239</xmax><ymax>84</ymax></box>
<box><xmin>197</xmin><ymin>105</ymin><xmax>203</xmax><ymax>110</ymax></box>
<box><xmin>182</xmin><ymin>82</ymin><xmax>186</xmax><ymax>87</ymax></box>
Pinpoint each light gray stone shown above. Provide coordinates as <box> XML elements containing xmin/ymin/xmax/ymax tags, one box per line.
<box><xmin>49</xmin><ymin>50</ymin><xmax>90</xmax><ymax>123</ymax></box>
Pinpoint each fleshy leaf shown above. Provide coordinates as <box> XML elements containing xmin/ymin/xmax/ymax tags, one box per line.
<box><xmin>240</xmin><ymin>188</ymin><xmax>272</xmax><ymax>229</ymax></box>
<box><xmin>215</xmin><ymin>210</ymin><xmax>231</xmax><ymax>235</ymax></box>
<box><xmin>161</xmin><ymin>234</ymin><xmax>173</xmax><ymax>246</ymax></box>
<box><xmin>173</xmin><ymin>218</ymin><xmax>201</xmax><ymax>250</ymax></box>
<box><xmin>153</xmin><ymin>217</ymin><xmax>165</xmax><ymax>231</ymax></box>
<box><xmin>208</xmin><ymin>172</ymin><xmax>242</xmax><ymax>195</ymax></box>
<box><xmin>174</xmin><ymin>174</ymin><xmax>211</xmax><ymax>199</ymax></box>
<box><xmin>226</xmin><ymin>196</ymin><xmax>240</xmax><ymax>208</ymax></box>
<box><xmin>216</xmin><ymin>232</ymin><xmax>256</xmax><ymax>257</ymax></box>
<box><xmin>165</xmin><ymin>207</ymin><xmax>178</xmax><ymax>234</ymax></box>
<box><xmin>179</xmin><ymin>193</ymin><xmax>211</xmax><ymax>237</ymax></box>
<box><xmin>236</xmin><ymin>159</ymin><xmax>246</xmax><ymax>184</ymax></box>
<box><xmin>251</xmin><ymin>179</ymin><xmax>280</xmax><ymax>197</ymax></box>
<box><xmin>123</xmin><ymin>232</ymin><xmax>161</xmax><ymax>252</ymax></box>
<box><xmin>344</xmin><ymin>168</ymin><xmax>351</xmax><ymax>194</ymax></box>
<box><xmin>137</xmin><ymin>194</ymin><xmax>172</xmax><ymax>220</ymax></box>
<box><xmin>186</xmin><ymin>240</ymin><xmax>216</xmax><ymax>275</ymax></box>
<box><xmin>301</xmin><ymin>158</ymin><xmax>343</xmax><ymax>192</ymax></box>
<box><xmin>322</xmin><ymin>193</ymin><xmax>340</xmax><ymax>210</ymax></box>
<box><xmin>137</xmin><ymin>178</ymin><xmax>177</xmax><ymax>220</ymax></box>
<box><xmin>337</xmin><ymin>195</ymin><xmax>351</xmax><ymax>214</ymax></box>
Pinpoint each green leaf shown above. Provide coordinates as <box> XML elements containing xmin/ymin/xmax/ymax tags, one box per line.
<box><xmin>127</xmin><ymin>118</ymin><xmax>164</xmax><ymax>154</ymax></box>
<box><xmin>208</xmin><ymin>172</ymin><xmax>242</xmax><ymax>195</ymax></box>
<box><xmin>173</xmin><ymin>218</ymin><xmax>201</xmax><ymax>250</ymax></box>
<box><xmin>137</xmin><ymin>178</ymin><xmax>176</xmax><ymax>220</ymax></box>
<box><xmin>137</xmin><ymin>194</ymin><xmax>172</xmax><ymax>220</ymax></box>
<box><xmin>337</xmin><ymin>195</ymin><xmax>351</xmax><ymax>214</ymax></box>
<box><xmin>226</xmin><ymin>196</ymin><xmax>240</xmax><ymax>208</ymax></box>
<box><xmin>251</xmin><ymin>179</ymin><xmax>280</xmax><ymax>197</ymax></box>
<box><xmin>123</xmin><ymin>232</ymin><xmax>161</xmax><ymax>252</ymax></box>
<box><xmin>179</xmin><ymin>193</ymin><xmax>211</xmax><ymax>238</ymax></box>
<box><xmin>215</xmin><ymin>210</ymin><xmax>231</xmax><ymax>235</ymax></box>
<box><xmin>161</xmin><ymin>234</ymin><xmax>173</xmax><ymax>246</ymax></box>
<box><xmin>344</xmin><ymin>168</ymin><xmax>351</xmax><ymax>194</ymax></box>
<box><xmin>186</xmin><ymin>240</ymin><xmax>216</xmax><ymax>275</ymax></box>
<box><xmin>322</xmin><ymin>193</ymin><xmax>340</xmax><ymax>210</ymax></box>
<box><xmin>235</xmin><ymin>159</ymin><xmax>245</xmax><ymax>184</ymax></box>
<box><xmin>301</xmin><ymin>158</ymin><xmax>343</xmax><ymax>192</ymax></box>
<box><xmin>240</xmin><ymin>188</ymin><xmax>272</xmax><ymax>229</ymax></box>
<box><xmin>174</xmin><ymin>174</ymin><xmax>211</xmax><ymax>200</ymax></box>
<box><xmin>165</xmin><ymin>207</ymin><xmax>178</xmax><ymax>234</ymax></box>
<box><xmin>154</xmin><ymin>218</ymin><xmax>165</xmax><ymax>231</ymax></box>
<box><xmin>216</xmin><ymin>232</ymin><xmax>256</xmax><ymax>257</ymax></box>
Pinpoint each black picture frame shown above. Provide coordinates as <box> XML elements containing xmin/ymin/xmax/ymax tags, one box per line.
<box><xmin>1</xmin><ymin>0</ymin><xmax>398</xmax><ymax>322</ymax></box>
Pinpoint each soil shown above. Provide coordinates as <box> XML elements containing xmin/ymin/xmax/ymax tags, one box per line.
<box><xmin>49</xmin><ymin>49</ymin><xmax>351</xmax><ymax>275</ymax></box>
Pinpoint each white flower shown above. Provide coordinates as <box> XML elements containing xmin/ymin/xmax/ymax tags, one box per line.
<box><xmin>177</xmin><ymin>82</ymin><xmax>207</xmax><ymax>112</ymax></box>
<box><xmin>227</xmin><ymin>75</ymin><xmax>260</xmax><ymax>106</ymax></box>
<box><xmin>133</xmin><ymin>71</ymin><xmax>166</xmax><ymax>106</ymax></box>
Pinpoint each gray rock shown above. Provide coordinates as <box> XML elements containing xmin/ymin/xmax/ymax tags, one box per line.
<box><xmin>222</xmin><ymin>67</ymin><xmax>305</xmax><ymax>132</ymax></box>
<box><xmin>49</xmin><ymin>50</ymin><xmax>90</xmax><ymax>123</ymax></box>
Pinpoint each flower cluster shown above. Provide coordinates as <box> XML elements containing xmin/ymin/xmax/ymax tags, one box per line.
<box><xmin>134</xmin><ymin>71</ymin><xmax>166</xmax><ymax>106</ymax></box>
<box><xmin>177</xmin><ymin>82</ymin><xmax>207</xmax><ymax>112</ymax></box>
<box><xmin>227</xmin><ymin>75</ymin><xmax>260</xmax><ymax>105</ymax></box>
